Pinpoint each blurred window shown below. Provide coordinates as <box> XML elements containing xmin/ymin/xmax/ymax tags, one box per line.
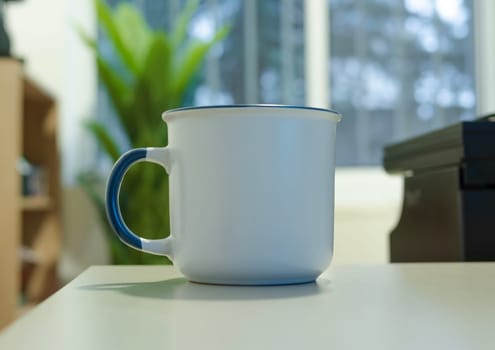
<box><xmin>99</xmin><ymin>0</ymin><xmax>475</xmax><ymax>165</ymax></box>
<box><xmin>331</xmin><ymin>0</ymin><xmax>475</xmax><ymax>165</ymax></box>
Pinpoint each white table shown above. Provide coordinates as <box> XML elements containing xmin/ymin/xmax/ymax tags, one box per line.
<box><xmin>1</xmin><ymin>264</ymin><xmax>495</xmax><ymax>349</ymax></box>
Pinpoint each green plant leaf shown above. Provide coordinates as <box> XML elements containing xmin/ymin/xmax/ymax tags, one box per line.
<box><xmin>79</xmin><ymin>0</ymin><xmax>229</xmax><ymax>265</ymax></box>
<box><xmin>172</xmin><ymin>25</ymin><xmax>230</xmax><ymax>104</ymax></box>
<box><xmin>135</xmin><ymin>33</ymin><xmax>174</xmax><ymax>119</ymax></box>
<box><xmin>95</xmin><ymin>55</ymin><xmax>136</xmax><ymax>138</ymax></box>
<box><xmin>143</xmin><ymin>33</ymin><xmax>172</xmax><ymax>105</ymax></box>
<box><xmin>170</xmin><ymin>0</ymin><xmax>200</xmax><ymax>50</ymax></box>
<box><xmin>95</xmin><ymin>0</ymin><xmax>140</xmax><ymax>74</ymax></box>
<box><xmin>122</xmin><ymin>34</ymin><xmax>174</xmax><ymax>147</ymax></box>
<box><xmin>74</xmin><ymin>23</ymin><xmax>96</xmax><ymax>50</ymax></box>
<box><xmin>113</xmin><ymin>2</ymin><xmax>153</xmax><ymax>72</ymax></box>
<box><xmin>75</xmin><ymin>19</ymin><xmax>134</xmax><ymax>139</ymax></box>
<box><xmin>84</xmin><ymin>120</ymin><xmax>121</xmax><ymax>162</ymax></box>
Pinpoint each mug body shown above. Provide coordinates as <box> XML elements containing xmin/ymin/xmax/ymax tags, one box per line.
<box><xmin>164</xmin><ymin>106</ymin><xmax>339</xmax><ymax>284</ymax></box>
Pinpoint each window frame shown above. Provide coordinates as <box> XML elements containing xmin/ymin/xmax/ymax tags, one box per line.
<box><xmin>474</xmin><ymin>0</ymin><xmax>495</xmax><ymax>116</ymax></box>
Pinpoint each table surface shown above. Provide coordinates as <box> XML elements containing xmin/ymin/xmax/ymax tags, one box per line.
<box><xmin>1</xmin><ymin>263</ymin><xmax>495</xmax><ymax>350</ymax></box>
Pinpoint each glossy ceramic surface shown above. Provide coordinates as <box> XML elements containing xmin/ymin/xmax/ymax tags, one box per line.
<box><xmin>106</xmin><ymin>105</ymin><xmax>341</xmax><ymax>285</ymax></box>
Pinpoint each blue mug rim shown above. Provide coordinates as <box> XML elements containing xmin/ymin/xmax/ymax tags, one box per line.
<box><xmin>163</xmin><ymin>104</ymin><xmax>342</xmax><ymax>122</ymax></box>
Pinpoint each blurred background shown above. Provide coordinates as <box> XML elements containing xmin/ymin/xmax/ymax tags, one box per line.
<box><xmin>1</xmin><ymin>0</ymin><xmax>492</xmax><ymax>329</ymax></box>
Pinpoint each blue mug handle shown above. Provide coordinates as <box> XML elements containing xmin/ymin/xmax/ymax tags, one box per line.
<box><xmin>105</xmin><ymin>147</ymin><xmax>173</xmax><ymax>256</ymax></box>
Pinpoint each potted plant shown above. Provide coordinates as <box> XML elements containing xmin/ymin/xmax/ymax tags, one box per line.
<box><xmin>78</xmin><ymin>0</ymin><xmax>229</xmax><ymax>264</ymax></box>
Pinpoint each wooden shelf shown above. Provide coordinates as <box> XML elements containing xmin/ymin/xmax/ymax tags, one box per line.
<box><xmin>21</xmin><ymin>197</ymin><xmax>52</xmax><ymax>211</ymax></box>
<box><xmin>0</xmin><ymin>58</ymin><xmax>61</xmax><ymax>330</ymax></box>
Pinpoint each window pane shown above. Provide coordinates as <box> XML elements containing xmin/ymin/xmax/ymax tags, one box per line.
<box><xmin>98</xmin><ymin>0</ymin><xmax>476</xmax><ymax>167</ymax></box>
<box><xmin>330</xmin><ymin>0</ymin><xmax>476</xmax><ymax>165</ymax></box>
<box><xmin>193</xmin><ymin>0</ymin><xmax>306</xmax><ymax>105</ymax></box>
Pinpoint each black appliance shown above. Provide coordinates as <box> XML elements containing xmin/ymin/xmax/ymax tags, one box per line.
<box><xmin>383</xmin><ymin>116</ymin><xmax>495</xmax><ymax>262</ymax></box>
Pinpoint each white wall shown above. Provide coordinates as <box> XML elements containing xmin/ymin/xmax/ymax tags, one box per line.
<box><xmin>334</xmin><ymin>168</ymin><xmax>402</xmax><ymax>264</ymax></box>
<box><xmin>5</xmin><ymin>0</ymin><xmax>97</xmax><ymax>184</ymax></box>
<box><xmin>5</xmin><ymin>0</ymin><xmax>63</xmax><ymax>95</ymax></box>
<box><xmin>5</xmin><ymin>0</ymin><xmax>109</xmax><ymax>283</ymax></box>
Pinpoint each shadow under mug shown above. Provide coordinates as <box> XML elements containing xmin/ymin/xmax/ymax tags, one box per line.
<box><xmin>105</xmin><ymin>105</ymin><xmax>341</xmax><ymax>285</ymax></box>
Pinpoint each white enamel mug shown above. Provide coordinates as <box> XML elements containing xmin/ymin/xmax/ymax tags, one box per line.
<box><xmin>106</xmin><ymin>105</ymin><xmax>341</xmax><ymax>285</ymax></box>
